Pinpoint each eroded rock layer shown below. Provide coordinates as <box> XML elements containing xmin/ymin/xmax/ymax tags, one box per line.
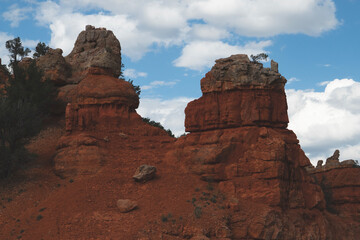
<box><xmin>185</xmin><ymin>55</ymin><xmax>288</xmax><ymax>132</ymax></box>
<box><xmin>167</xmin><ymin>54</ymin><xmax>360</xmax><ymax>239</ymax></box>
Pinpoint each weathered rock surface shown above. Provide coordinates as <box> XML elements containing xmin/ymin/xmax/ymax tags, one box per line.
<box><xmin>53</xmin><ymin>26</ymin><xmax>172</xmax><ymax>178</ymax></box>
<box><xmin>167</xmin><ymin>54</ymin><xmax>360</xmax><ymax>239</ymax></box>
<box><xmin>65</xmin><ymin>25</ymin><xmax>122</xmax><ymax>83</ymax></box>
<box><xmin>54</xmin><ymin>133</ymin><xmax>103</xmax><ymax>178</ymax></box>
<box><xmin>185</xmin><ymin>55</ymin><xmax>288</xmax><ymax>132</ymax></box>
<box><xmin>36</xmin><ymin>48</ymin><xmax>71</xmax><ymax>86</ymax></box>
<box><xmin>32</xmin><ymin>25</ymin><xmax>123</xmax><ymax>103</ymax></box>
<box><xmin>116</xmin><ymin>199</ymin><xmax>138</xmax><ymax>213</ymax></box>
<box><xmin>133</xmin><ymin>165</ymin><xmax>157</xmax><ymax>182</ymax></box>
<box><xmin>64</xmin><ymin>74</ymin><xmax>140</xmax><ymax>132</ymax></box>
<box><xmin>307</xmin><ymin>150</ymin><xmax>360</xmax><ymax>219</ymax></box>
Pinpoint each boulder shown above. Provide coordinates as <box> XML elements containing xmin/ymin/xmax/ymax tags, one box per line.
<box><xmin>133</xmin><ymin>165</ymin><xmax>157</xmax><ymax>182</ymax></box>
<box><xmin>36</xmin><ymin>48</ymin><xmax>71</xmax><ymax>86</ymax></box>
<box><xmin>116</xmin><ymin>199</ymin><xmax>138</xmax><ymax>213</ymax></box>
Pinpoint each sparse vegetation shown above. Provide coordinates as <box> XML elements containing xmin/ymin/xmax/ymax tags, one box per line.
<box><xmin>161</xmin><ymin>213</ymin><xmax>174</xmax><ymax>223</ymax></box>
<box><xmin>5</xmin><ymin>37</ymin><xmax>30</xmax><ymax>69</ymax></box>
<box><xmin>142</xmin><ymin>117</ymin><xmax>174</xmax><ymax>137</ymax></box>
<box><xmin>250</xmin><ymin>53</ymin><xmax>268</xmax><ymax>63</ymax></box>
<box><xmin>33</xmin><ymin>42</ymin><xmax>49</xmax><ymax>58</ymax></box>
<box><xmin>127</xmin><ymin>79</ymin><xmax>141</xmax><ymax>96</ymax></box>
<box><xmin>119</xmin><ymin>63</ymin><xmax>141</xmax><ymax>97</ymax></box>
<box><xmin>36</xmin><ymin>214</ymin><xmax>43</xmax><ymax>221</ymax></box>
<box><xmin>0</xmin><ymin>38</ymin><xmax>59</xmax><ymax>178</ymax></box>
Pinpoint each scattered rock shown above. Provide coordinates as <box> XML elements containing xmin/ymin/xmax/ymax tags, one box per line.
<box><xmin>133</xmin><ymin>165</ymin><xmax>157</xmax><ymax>182</ymax></box>
<box><xmin>116</xmin><ymin>199</ymin><xmax>137</xmax><ymax>213</ymax></box>
<box><xmin>118</xmin><ymin>132</ymin><xmax>128</xmax><ymax>139</ymax></box>
<box><xmin>103</xmin><ymin>136</ymin><xmax>109</xmax><ymax>142</ymax></box>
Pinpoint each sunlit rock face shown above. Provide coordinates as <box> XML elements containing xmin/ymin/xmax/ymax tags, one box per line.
<box><xmin>185</xmin><ymin>54</ymin><xmax>289</xmax><ymax>132</ymax></box>
<box><xmin>168</xmin><ymin>54</ymin><xmax>360</xmax><ymax>239</ymax></box>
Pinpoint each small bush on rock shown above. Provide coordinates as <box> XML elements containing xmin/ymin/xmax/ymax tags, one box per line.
<box><xmin>142</xmin><ymin>117</ymin><xmax>174</xmax><ymax>137</ymax></box>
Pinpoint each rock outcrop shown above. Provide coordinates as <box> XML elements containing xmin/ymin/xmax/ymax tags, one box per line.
<box><xmin>308</xmin><ymin>150</ymin><xmax>360</xmax><ymax>219</ymax></box>
<box><xmin>35</xmin><ymin>25</ymin><xmax>122</xmax><ymax>103</ymax></box>
<box><xmin>53</xmin><ymin>26</ymin><xmax>172</xmax><ymax>178</ymax></box>
<box><xmin>185</xmin><ymin>55</ymin><xmax>288</xmax><ymax>132</ymax></box>
<box><xmin>168</xmin><ymin>55</ymin><xmax>360</xmax><ymax>239</ymax></box>
<box><xmin>65</xmin><ymin>25</ymin><xmax>122</xmax><ymax>83</ymax></box>
<box><xmin>35</xmin><ymin>48</ymin><xmax>71</xmax><ymax>86</ymax></box>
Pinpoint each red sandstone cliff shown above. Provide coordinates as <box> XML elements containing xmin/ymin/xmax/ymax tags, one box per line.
<box><xmin>168</xmin><ymin>55</ymin><xmax>360</xmax><ymax>239</ymax></box>
<box><xmin>0</xmin><ymin>27</ymin><xmax>359</xmax><ymax>240</ymax></box>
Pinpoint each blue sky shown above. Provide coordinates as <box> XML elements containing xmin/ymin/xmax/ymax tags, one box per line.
<box><xmin>0</xmin><ymin>0</ymin><xmax>359</xmax><ymax>164</ymax></box>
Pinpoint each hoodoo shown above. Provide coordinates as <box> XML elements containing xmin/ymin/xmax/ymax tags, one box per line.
<box><xmin>169</xmin><ymin>54</ymin><xmax>360</xmax><ymax>239</ymax></box>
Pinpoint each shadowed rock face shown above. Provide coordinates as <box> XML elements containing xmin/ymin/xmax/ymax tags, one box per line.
<box><xmin>185</xmin><ymin>55</ymin><xmax>289</xmax><ymax>132</ymax></box>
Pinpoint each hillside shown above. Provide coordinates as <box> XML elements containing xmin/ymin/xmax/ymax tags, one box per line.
<box><xmin>0</xmin><ymin>26</ymin><xmax>359</xmax><ymax>240</ymax></box>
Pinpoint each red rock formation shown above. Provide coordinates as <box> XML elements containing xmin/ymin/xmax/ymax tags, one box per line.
<box><xmin>34</xmin><ymin>25</ymin><xmax>122</xmax><ymax>103</ymax></box>
<box><xmin>65</xmin><ymin>25</ymin><xmax>122</xmax><ymax>83</ymax></box>
<box><xmin>35</xmin><ymin>48</ymin><xmax>71</xmax><ymax>86</ymax></box>
<box><xmin>308</xmin><ymin>150</ymin><xmax>360</xmax><ymax>218</ymax></box>
<box><xmin>185</xmin><ymin>55</ymin><xmax>288</xmax><ymax>132</ymax></box>
<box><xmin>54</xmin><ymin>27</ymin><xmax>171</xmax><ymax>178</ymax></box>
<box><xmin>168</xmin><ymin>54</ymin><xmax>360</xmax><ymax>239</ymax></box>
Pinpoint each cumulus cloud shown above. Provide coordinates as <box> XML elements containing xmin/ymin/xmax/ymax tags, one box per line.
<box><xmin>287</xmin><ymin>79</ymin><xmax>360</xmax><ymax>164</ymax></box>
<box><xmin>142</xmin><ymin>80</ymin><xmax>178</xmax><ymax>90</ymax></box>
<box><xmin>173</xmin><ymin>40</ymin><xmax>272</xmax><ymax>71</ymax></box>
<box><xmin>123</xmin><ymin>68</ymin><xmax>147</xmax><ymax>79</ymax></box>
<box><xmin>137</xmin><ymin>97</ymin><xmax>194</xmax><ymax>136</ymax></box>
<box><xmin>28</xmin><ymin>0</ymin><xmax>339</xmax><ymax>69</ymax></box>
<box><xmin>186</xmin><ymin>0</ymin><xmax>339</xmax><ymax>37</ymax></box>
<box><xmin>2</xmin><ymin>4</ymin><xmax>32</xmax><ymax>27</ymax></box>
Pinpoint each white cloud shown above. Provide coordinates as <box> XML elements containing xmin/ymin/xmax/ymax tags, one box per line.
<box><xmin>28</xmin><ymin>0</ymin><xmax>339</xmax><ymax>69</ymax></box>
<box><xmin>0</xmin><ymin>33</ymin><xmax>40</xmax><ymax>66</ymax></box>
<box><xmin>2</xmin><ymin>4</ymin><xmax>32</xmax><ymax>27</ymax></box>
<box><xmin>287</xmin><ymin>79</ymin><xmax>360</xmax><ymax>165</ymax></box>
<box><xmin>137</xmin><ymin>97</ymin><xmax>194</xmax><ymax>136</ymax></box>
<box><xmin>173</xmin><ymin>40</ymin><xmax>272</xmax><ymax>71</ymax></box>
<box><xmin>123</xmin><ymin>68</ymin><xmax>147</xmax><ymax>79</ymax></box>
<box><xmin>142</xmin><ymin>80</ymin><xmax>178</xmax><ymax>90</ymax></box>
<box><xmin>288</xmin><ymin>77</ymin><xmax>300</xmax><ymax>84</ymax></box>
<box><xmin>0</xmin><ymin>32</ymin><xmax>14</xmax><ymax>65</ymax></box>
<box><xmin>186</xmin><ymin>0</ymin><xmax>339</xmax><ymax>37</ymax></box>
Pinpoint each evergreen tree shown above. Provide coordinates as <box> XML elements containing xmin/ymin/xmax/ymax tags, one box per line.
<box><xmin>33</xmin><ymin>42</ymin><xmax>49</xmax><ymax>58</ymax></box>
<box><xmin>5</xmin><ymin>37</ymin><xmax>30</xmax><ymax>68</ymax></box>
<box><xmin>250</xmin><ymin>53</ymin><xmax>268</xmax><ymax>63</ymax></box>
<box><xmin>0</xmin><ymin>43</ymin><xmax>59</xmax><ymax>177</ymax></box>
